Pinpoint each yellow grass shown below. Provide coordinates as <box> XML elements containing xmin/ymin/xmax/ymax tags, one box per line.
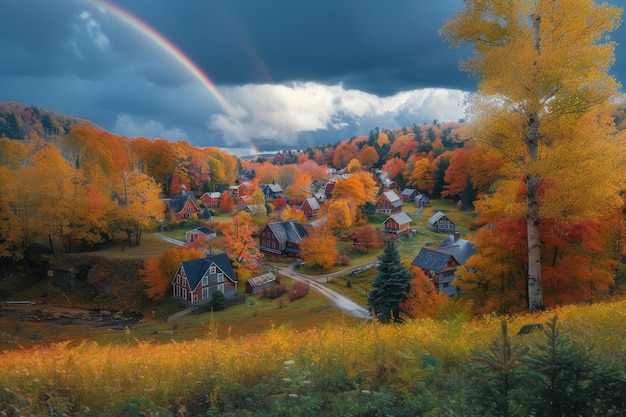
<box><xmin>0</xmin><ymin>300</ymin><xmax>623</xmax><ymax>414</ymax></box>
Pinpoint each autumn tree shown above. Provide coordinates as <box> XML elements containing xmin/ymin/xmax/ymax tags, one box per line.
<box><xmin>367</xmin><ymin>240</ymin><xmax>411</xmax><ymax>323</ymax></box>
<box><xmin>116</xmin><ymin>172</ymin><xmax>163</xmax><ymax>247</ymax></box>
<box><xmin>349</xmin><ymin>225</ymin><xmax>385</xmax><ymax>253</ymax></box>
<box><xmin>326</xmin><ymin>199</ymin><xmax>353</xmax><ymax>233</ymax></box>
<box><xmin>222</xmin><ymin>212</ymin><xmax>262</xmax><ymax>281</ymax></box>
<box><xmin>285</xmin><ymin>172</ymin><xmax>312</xmax><ymax>203</ymax></box>
<box><xmin>219</xmin><ymin>191</ymin><xmax>235</xmax><ymax>213</ymax></box>
<box><xmin>141</xmin><ymin>246</ymin><xmax>205</xmax><ymax>301</ymax></box>
<box><xmin>441</xmin><ymin>0</ymin><xmax>623</xmax><ymax>311</ymax></box>
<box><xmin>332</xmin><ymin>171</ymin><xmax>378</xmax><ymax>208</ymax></box>
<box><xmin>400</xmin><ymin>266</ymin><xmax>450</xmax><ymax>319</ymax></box>
<box><xmin>299</xmin><ymin>225</ymin><xmax>338</xmax><ymax>274</ymax></box>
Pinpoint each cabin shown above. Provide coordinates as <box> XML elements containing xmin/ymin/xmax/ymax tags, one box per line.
<box><xmin>235</xmin><ymin>195</ymin><xmax>252</xmax><ymax>211</ymax></box>
<box><xmin>414</xmin><ymin>193</ymin><xmax>430</xmax><ymax>207</ymax></box>
<box><xmin>382</xmin><ymin>212</ymin><xmax>413</xmax><ymax>237</ymax></box>
<box><xmin>260</xmin><ymin>182</ymin><xmax>283</xmax><ymax>200</ymax></box>
<box><xmin>324</xmin><ymin>180</ymin><xmax>336</xmax><ymax>200</ymax></box>
<box><xmin>429</xmin><ymin>211</ymin><xmax>455</xmax><ymax>232</ymax></box>
<box><xmin>374</xmin><ymin>190</ymin><xmax>403</xmax><ymax>214</ymax></box>
<box><xmin>301</xmin><ymin>197</ymin><xmax>320</xmax><ymax>218</ymax></box>
<box><xmin>185</xmin><ymin>226</ymin><xmax>217</xmax><ymax>243</ymax></box>
<box><xmin>400</xmin><ymin>188</ymin><xmax>418</xmax><ymax>202</ymax></box>
<box><xmin>163</xmin><ymin>190</ymin><xmax>202</xmax><ymax>220</ymax></box>
<box><xmin>411</xmin><ymin>232</ymin><xmax>476</xmax><ymax>295</ymax></box>
<box><xmin>172</xmin><ymin>254</ymin><xmax>237</xmax><ymax>306</ymax></box>
<box><xmin>259</xmin><ymin>220</ymin><xmax>309</xmax><ymax>257</ymax></box>
<box><xmin>245</xmin><ymin>272</ymin><xmax>277</xmax><ymax>294</ymax></box>
<box><xmin>200</xmin><ymin>192</ymin><xmax>221</xmax><ymax>208</ymax></box>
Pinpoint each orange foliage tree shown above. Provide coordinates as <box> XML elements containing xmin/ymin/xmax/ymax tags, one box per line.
<box><xmin>299</xmin><ymin>225</ymin><xmax>338</xmax><ymax>274</ymax></box>
<box><xmin>400</xmin><ymin>266</ymin><xmax>450</xmax><ymax>319</ymax></box>
<box><xmin>349</xmin><ymin>225</ymin><xmax>385</xmax><ymax>253</ymax></box>
<box><xmin>141</xmin><ymin>246</ymin><xmax>205</xmax><ymax>301</ymax></box>
<box><xmin>222</xmin><ymin>212</ymin><xmax>263</xmax><ymax>281</ymax></box>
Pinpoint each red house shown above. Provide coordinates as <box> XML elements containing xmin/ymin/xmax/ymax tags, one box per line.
<box><xmin>164</xmin><ymin>190</ymin><xmax>202</xmax><ymax>220</ymax></box>
<box><xmin>172</xmin><ymin>254</ymin><xmax>238</xmax><ymax>306</ymax></box>
<box><xmin>259</xmin><ymin>220</ymin><xmax>309</xmax><ymax>257</ymax></box>
<box><xmin>300</xmin><ymin>197</ymin><xmax>320</xmax><ymax>218</ymax></box>
<box><xmin>374</xmin><ymin>190</ymin><xmax>403</xmax><ymax>214</ymax></box>
<box><xmin>382</xmin><ymin>212</ymin><xmax>413</xmax><ymax>237</ymax></box>
<box><xmin>200</xmin><ymin>192</ymin><xmax>221</xmax><ymax>208</ymax></box>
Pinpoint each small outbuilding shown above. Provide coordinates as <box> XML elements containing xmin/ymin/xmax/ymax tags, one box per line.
<box><xmin>245</xmin><ymin>272</ymin><xmax>277</xmax><ymax>294</ymax></box>
<box><xmin>428</xmin><ymin>211</ymin><xmax>456</xmax><ymax>233</ymax></box>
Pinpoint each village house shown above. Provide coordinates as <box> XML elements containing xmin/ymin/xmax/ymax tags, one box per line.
<box><xmin>200</xmin><ymin>191</ymin><xmax>221</xmax><ymax>208</ymax></box>
<box><xmin>382</xmin><ymin>212</ymin><xmax>413</xmax><ymax>237</ymax></box>
<box><xmin>172</xmin><ymin>253</ymin><xmax>237</xmax><ymax>306</ymax></box>
<box><xmin>411</xmin><ymin>232</ymin><xmax>476</xmax><ymax>296</ymax></box>
<box><xmin>259</xmin><ymin>220</ymin><xmax>309</xmax><ymax>257</ymax></box>
<box><xmin>163</xmin><ymin>190</ymin><xmax>202</xmax><ymax>220</ymax></box>
<box><xmin>260</xmin><ymin>182</ymin><xmax>283</xmax><ymax>200</ymax></box>
<box><xmin>400</xmin><ymin>188</ymin><xmax>418</xmax><ymax>202</ymax></box>
<box><xmin>300</xmin><ymin>196</ymin><xmax>320</xmax><ymax>218</ymax></box>
<box><xmin>235</xmin><ymin>195</ymin><xmax>252</xmax><ymax>211</ymax></box>
<box><xmin>414</xmin><ymin>193</ymin><xmax>430</xmax><ymax>207</ymax></box>
<box><xmin>374</xmin><ymin>190</ymin><xmax>403</xmax><ymax>214</ymax></box>
<box><xmin>324</xmin><ymin>180</ymin><xmax>336</xmax><ymax>200</ymax></box>
<box><xmin>245</xmin><ymin>271</ymin><xmax>277</xmax><ymax>295</ymax></box>
<box><xmin>429</xmin><ymin>211</ymin><xmax>456</xmax><ymax>233</ymax></box>
<box><xmin>185</xmin><ymin>226</ymin><xmax>217</xmax><ymax>243</ymax></box>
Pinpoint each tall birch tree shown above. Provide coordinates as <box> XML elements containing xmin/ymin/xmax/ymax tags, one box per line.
<box><xmin>441</xmin><ymin>0</ymin><xmax>623</xmax><ymax>311</ymax></box>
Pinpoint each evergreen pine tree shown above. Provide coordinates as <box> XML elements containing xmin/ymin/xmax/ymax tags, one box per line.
<box><xmin>367</xmin><ymin>240</ymin><xmax>411</xmax><ymax>323</ymax></box>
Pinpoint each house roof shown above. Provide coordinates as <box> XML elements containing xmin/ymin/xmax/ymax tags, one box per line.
<box><xmin>303</xmin><ymin>197</ymin><xmax>320</xmax><ymax>210</ymax></box>
<box><xmin>164</xmin><ymin>191</ymin><xmax>199</xmax><ymax>214</ymax></box>
<box><xmin>428</xmin><ymin>211</ymin><xmax>450</xmax><ymax>224</ymax></box>
<box><xmin>264</xmin><ymin>183</ymin><xmax>283</xmax><ymax>193</ymax></box>
<box><xmin>411</xmin><ymin>248</ymin><xmax>455</xmax><ymax>273</ymax></box>
<box><xmin>385</xmin><ymin>211</ymin><xmax>412</xmax><ymax>225</ymax></box>
<box><xmin>436</xmin><ymin>235</ymin><xmax>477</xmax><ymax>266</ymax></box>
<box><xmin>204</xmin><ymin>192</ymin><xmax>221</xmax><ymax>198</ymax></box>
<box><xmin>187</xmin><ymin>226</ymin><xmax>216</xmax><ymax>235</ymax></box>
<box><xmin>267</xmin><ymin>220</ymin><xmax>309</xmax><ymax>244</ymax></box>
<box><xmin>247</xmin><ymin>272</ymin><xmax>276</xmax><ymax>287</ymax></box>
<box><xmin>400</xmin><ymin>188</ymin><xmax>417</xmax><ymax>196</ymax></box>
<box><xmin>179</xmin><ymin>253</ymin><xmax>236</xmax><ymax>291</ymax></box>
<box><xmin>381</xmin><ymin>190</ymin><xmax>403</xmax><ymax>207</ymax></box>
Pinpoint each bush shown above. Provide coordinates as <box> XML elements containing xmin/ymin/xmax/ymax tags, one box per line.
<box><xmin>288</xmin><ymin>281</ymin><xmax>310</xmax><ymax>302</ymax></box>
<box><xmin>259</xmin><ymin>283</ymin><xmax>287</xmax><ymax>299</ymax></box>
<box><xmin>211</xmin><ymin>290</ymin><xmax>227</xmax><ymax>311</ymax></box>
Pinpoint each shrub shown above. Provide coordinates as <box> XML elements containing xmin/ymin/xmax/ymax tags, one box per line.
<box><xmin>259</xmin><ymin>282</ymin><xmax>287</xmax><ymax>299</ymax></box>
<box><xmin>288</xmin><ymin>281</ymin><xmax>310</xmax><ymax>302</ymax></box>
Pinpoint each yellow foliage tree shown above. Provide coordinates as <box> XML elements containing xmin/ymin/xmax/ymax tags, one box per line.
<box><xmin>441</xmin><ymin>0</ymin><xmax>623</xmax><ymax>311</ymax></box>
<box><xmin>326</xmin><ymin>199</ymin><xmax>353</xmax><ymax>233</ymax></box>
<box><xmin>400</xmin><ymin>266</ymin><xmax>450</xmax><ymax>319</ymax></box>
<box><xmin>299</xmin><ymin>225</ymin><xmax>338</xmax><ymax>274</ymax></box>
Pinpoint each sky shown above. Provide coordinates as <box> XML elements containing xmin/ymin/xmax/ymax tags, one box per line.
<box><xmin>2</xmin><ymin>1</ymin><xmax>625</xmax><ymax>154</ymax></box>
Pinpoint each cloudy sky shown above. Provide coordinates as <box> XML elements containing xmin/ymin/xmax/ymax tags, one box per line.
<box><xmin>2</xmin><ymin>1</ymin><xmax>625</xmax><ymax>154</ymax></box>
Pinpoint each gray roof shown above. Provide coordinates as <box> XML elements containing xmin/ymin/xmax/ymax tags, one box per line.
<box><xmin>411</xmin><ymin>248</ymin><xmax>454</xmax><ymax>273</ymax></box>
<box><xmin>267</xmin><ymin>220</ymin><xmax>309</xmax><ymax>244</ymax></box>
<box><xmin>400</xmin><ymin>188</ymin><xmax>417</xmax><ymax>196</ymax></box>
<box><xmin>385</xmin><ymin>211</ymin><xmax>412</xmax><ymax>225</ymax></box>
<box><xmin>304</xmin><ymin>197</ymin><xmax>320</xmax><ymax>210</ymax></box>
<box><xmin>188</xmin><ymin>226</ymin><xmax>216</xmax><ymax>235</ymax></box>
<box><xmin>436</xmin><ymin>235</ymin><xmax>477</xmax><ymax>266</ymax></box>
<box><xmin>179</xmin><ymin>253</ymin><xmax>236</xmax><ymax>291</ymax></box>
<box><xmin>382</xmin><ymin>190</ymin><xmax>403</xmax><ymax>207</ymax></box>
<box><xmin>428</xmin><ymin>211</ymin><xmax>449</xmax><ymax>224</ymax></box>
<box><xmin>247</xmin><ymin>272</ymin><xmax>277</xmax><ymax>287</ymax></box>
<box><xmin>165</xmin><ymin>190</ymin><xmax>198</xmax><ymax>213</ymax></box>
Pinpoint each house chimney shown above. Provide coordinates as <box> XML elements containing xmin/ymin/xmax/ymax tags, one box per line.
<box><xmin>454</xmin><ymin>232</ymin><xmax>461</xmax><ymax>242</ymax></box>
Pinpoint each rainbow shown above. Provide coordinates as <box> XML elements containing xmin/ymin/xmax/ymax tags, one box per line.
<box><xmin>92</xmin><ymin>0</ymin><xmax>234</xmax><ymax>114</ymax></box>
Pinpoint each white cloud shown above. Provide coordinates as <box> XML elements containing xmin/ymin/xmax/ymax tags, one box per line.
<box><xmin>114</xmin><ymin>114</ymin><xmax>188</xmax><ymax>140</ymax></box>
<box><xmin>209</xmin><ymin>82</ymin><xmax>467</xmax><ymax>147</ymax></box>
<box><xmin>79</xmin><ymin>11</ymin><xmax>109</xmax><ymax>50</ymax></box>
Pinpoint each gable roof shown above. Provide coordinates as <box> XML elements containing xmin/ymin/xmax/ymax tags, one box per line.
<box><xmin>428</xmin><ymin>211</ymin><xmax>450</xmax><ymax>224</ymax></box>
<box><xmin>435</xmin><ymin>235</ymin><xmax>477</xmax><ymax>266</ymax></box>
<box><xmin>400</xmin><ymin>188</ymin><xmax>417</xmax><ymax>196</ymax></box>
<box><xmin>247</xmin><ymin>272</ymin><xmax>276</xmax><ymax>288</ymax></box>
<box><xmin>411</xmin><ymin>248</ymin><xmax>455</xmax><ymax>273</ymax></box>
<box><xmin>188</xmin><ymin>226</ymin><xmax>216</xmax><ymax>235</ymax></box>
<box><xmin>264</xmin><ymin>183</ymin><xmax>283</xmax><ymax>193</ymax></box>
<box><xmin>267</xmin><ymin>220</ymin><xmax>309</xmax><ymax>244</ymax></box>
<box><xmin>385</xmin><ymin>211</ymin><xmax>412</xmax><ymax>225</ymax></box>
<box><xmin>179</xmin><ymin>254</ymin><xmax>236</xmax><ymax>290</ymax></box>
<box><xmin>165</xmin><ymin>190</ymin><xmax>199</xmax><ymax>213</ymax></box>
<box><xmin>303</xmin><ymin>197</ymin><xmax>320</xmax><ymax>210</ymax></box>
<box><xmin>380</xmin><ymin>190</ymin><xmax>403</xmax><ymax>207</ymax></box>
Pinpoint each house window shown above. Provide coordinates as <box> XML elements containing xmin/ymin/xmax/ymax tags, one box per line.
<box><xmin>218</xmin><ymin>283</ymin><xmax>225</xmax><ymax>294</ymax></box>
<box><xmin>209</xmin><ymin>265</ymin><xmax>216</xmax><ymax>274</ymax></box>
<box><xmin>202</xmin><ymin>276</ymin><xmax>208</xmax><ymax>286</ymax></box>
<box><xmin>182</xmin><ymin>288</ymin><xmax>187</xmax><ymax>300</ymax></box>
<box><xmin>217</xmin><ymin>273</ymin><xmax>224</xmax><ymax>283</ymax></box>
<box><xmin>176</xmin><ymin>274</ymin><xmax>181</xmax><ymax>284</ymax></box>
<box><xmin>176</xmin><ymin>286</ymin><xmax>181</xmax><ymax>297</ymax></box>
<box><xmin>182</xmin><ymin>277</ymin><xmax>187</xmax><ymax>287</ymax></box>
<box><xmin>194</xmin><ymin>294</ymin><xmax>198</xmax><ymax>302</ymax></box>
<box><xmin>202</xmin><ymin>287</ymin><xmax>209</xmax><ymax>299</ymax></box>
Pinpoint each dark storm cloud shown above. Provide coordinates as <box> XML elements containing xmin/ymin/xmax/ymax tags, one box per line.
<box><xmin>1</xmin><ymin>0</ymin><xmax>625</xmax><ymax>152</ymax></box>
